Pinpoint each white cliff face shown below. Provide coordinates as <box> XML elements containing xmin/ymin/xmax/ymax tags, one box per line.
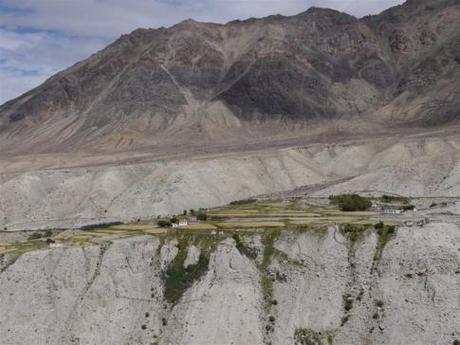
<box><xmin>1</xmin><ymin>224</ymin><xmax>459</xmax><ymax>345</ymax></box>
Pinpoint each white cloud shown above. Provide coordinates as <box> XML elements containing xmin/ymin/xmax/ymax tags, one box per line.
<box><xmin>0</xmin><ymin>0</ymin><xmax>404</xmax><ymax>104</ymax></box>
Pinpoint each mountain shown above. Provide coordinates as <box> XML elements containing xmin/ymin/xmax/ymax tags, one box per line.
<box><xmin>0</xmin><ymin>0</ymin><xmax>459</xmax><ymax>154</ymax></box>
<box><xmin>1</xmin><ymin>0</ymin><xmax>460</xmax><ymax>230</ymax></box>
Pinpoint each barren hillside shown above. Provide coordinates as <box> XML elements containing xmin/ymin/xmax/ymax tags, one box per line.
<box><xmin>0</xmin><ymin>0</ymin><xmax>458</xmax><ymax>155</ymax></box>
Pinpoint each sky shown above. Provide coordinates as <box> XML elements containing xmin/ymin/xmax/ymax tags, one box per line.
<box><xmin>0</xmin><ymin>0</ymin><xmax>404</xmax><ymax>105</ymax></box>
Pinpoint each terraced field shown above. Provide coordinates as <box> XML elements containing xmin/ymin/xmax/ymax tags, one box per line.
<box><xmin>1</xmin><ymin>198</ymin><xmax>398</xmax><ymax>256</ymax></box>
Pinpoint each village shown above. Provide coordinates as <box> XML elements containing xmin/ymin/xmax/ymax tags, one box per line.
<box><xmin>1</xmin><ymin>194</ymin><xmax>457</xmax><ymax>256</ymax></box>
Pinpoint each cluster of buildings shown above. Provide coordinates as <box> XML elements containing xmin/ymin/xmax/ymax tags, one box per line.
<box><xmin>171</xmin><ymin>216</ymin><xmax>197</xmax><ymax>228</ymax></box>
<box><xmin>372</xmin><ymin>201</ymin><xmax>416</xmax><ymax>214</ymax></box>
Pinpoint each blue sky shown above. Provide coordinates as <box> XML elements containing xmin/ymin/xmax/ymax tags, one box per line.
<box><xmin>0</xmin><ymin>0</ymin><xmax>404</xmax><ymax>105</ymax></box>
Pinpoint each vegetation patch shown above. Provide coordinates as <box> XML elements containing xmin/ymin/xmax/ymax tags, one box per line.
<box><xmin>372</xmin><ymin>223</ymin><xmax>396</xmax><ymax>267</ymax></box>
<box><xmin>294</xmin><ymin>328</ymin><xmax>327</xmax><ymax>345</ymax></box>
<box><xmin>232</xmin><ymin>234</ymin><xmax>258</xmax><ymax>259</ymax></box>
<box><xmin>379</xmin><ymin>194</ymin><xmax>409</xmax><ymax>204</ymax></box>
<box><xmin>329</xmin><ymin>194</ymin><xmax>372</xmax><ymax>212</ymax></box>
<box><xmin>339</xmin><ymin>224</ymin><xmax>368</xmax><ymax>248</ymax></box>
<box><xmin>288</xmin><ymin>223</ymin><xmax>328</xmax><ymax>237</ymax></box>
<box><xmin>27</xmin><ymin>232</ymin><xmax>44</xmax><ymax>240</ymax></box>
<box><xmin>217</xmin><ymin>221</ymin><xmax>285</xmax><ymax>228</ymax></box>
<box><xmin>343</xmin><ymin>293</ymin><xmax>353</xmax><ymax>312</ymax></box>
<box><xmin>157</xmin><ymin>219</ymin><xmax>172</xmax><ymax>227</ymax></box>
<box><xmin>162</xmin><ymin>237</ymin><xmax>210</xmax><ymax>304</ymax></box>
<box><xmin>80</xmin><ymin>222</ymin><xmax>123</xmax><ymax>230</ymax></box>
<box><xmin>260</xmin><ymin>229</ymin><xmax>280</xmax><ymax>310</ymax></box>
<box><xmin>229</xmin><ymin>198</ymin><xmax>257</xmax><ymax>205</ymax></box>
<box><xmin>195</xmin><ymin>211</ymin><xmax>208</xmax><ymax>221</ymax></box>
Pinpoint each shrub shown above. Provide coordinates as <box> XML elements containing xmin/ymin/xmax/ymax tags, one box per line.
<box><xmin>28</xmin><ymin>232</ymin><xmax>42</xmax><ymax>240</ymax></box>
<box><xmin>269</xmin><ymin>316</ymin><xmax>276</xmax><ymax>323</ymax></box>
<box><xmin>233</xmin><ymin>234</ymin><xmax>258</xmax><ymax>259</ymax></box>
<box><xmin>44</xmin><ymin>230</ymin><xmax>53</xmax><ymax>237</ymax></box>
<box><xmin>375</xmin><ymin>299</ymin><xmax>384</xmax><ymax>308</ymax></box>
<box><xmin>453</xmin><ymin>340</ymin><xmax>460</xmax><ymax>345</ymax></box>
<box><xmin>157</xmin><ymin>219</ymin><xmax>172</xmax><ymax>227</ymax></box>
<box><xmin>329</xmin><ymin>194</ymin><xmax>372</xmax><ymax>211</ymax></box>
<box><xmin>294</xmin><ymin>328</ymin><xmax>324</xmax><ymax>345</ymax></box>
<box><xmin>141</xmin><ymin>324</ymin><xmax>147</xmax><ymax>330</ymax></box>
<box><xmin>402</xmin><ymin>205</ymin><xmax>415</xmax><ymax>211</ymax></box>
<box><xmin>374</xmin><ymin>221</ymin><xmax>384</xmax><ymax>230</ymax></box>
<box><xmin>340</xmin><ymin>224</ymin><xmax>367</xmax><ymax>243</ymax></box>
<box><xmin>343</xmin><ymin>293</ymin><xmax>353</xmax><ymax>311</ymax></box>
<box><xmin>170</xmin><ymin>216</ymin><xmax>178</xmax><ymax>224</ymax></box>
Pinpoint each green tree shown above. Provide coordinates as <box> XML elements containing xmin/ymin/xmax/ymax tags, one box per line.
<box><xmin>329</xmin><ymin>194</ymin><xmax>372</xmax><ymax>211</ymax></box>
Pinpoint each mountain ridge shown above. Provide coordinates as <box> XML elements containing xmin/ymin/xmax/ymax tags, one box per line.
<box><xmin>0</xmin><ymin>0</ymin><xmax>459</xmax><ymax>155</ymax></box>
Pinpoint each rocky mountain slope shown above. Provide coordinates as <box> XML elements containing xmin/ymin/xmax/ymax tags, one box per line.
<box><xmin>1</xmin><ymin>224</ymin><xmax>459</xmax><ymax>345</ymax></box>
<box><xmin>0</xmin><ymin>0</ymin><xmax>459</xmax><ymax>228</ymax></box>
<box><xmin>0</xmin><ymin>0</ymin><xmax>459</xmax><ymax>154</ymax></box>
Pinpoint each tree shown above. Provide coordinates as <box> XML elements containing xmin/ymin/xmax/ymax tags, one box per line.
<box><xmin>195</xmin><ymin>211</ymin><xmax>207</xmax><ymax>221</ymax></box>
<box><xmin>329</xmin><ymin>194</ymin><xmax>372</xmax><ymax>211</ymax></box>
<box><xmin>157</xmin><ymin>219</ymin><xmax>172</xmax><ymax>227</ymax></box>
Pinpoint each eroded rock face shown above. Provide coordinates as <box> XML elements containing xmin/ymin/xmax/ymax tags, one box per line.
<box><xmin>1</xmin><ymin>225</ymin><xmax>459</xmax><ymax>345</ymax></box>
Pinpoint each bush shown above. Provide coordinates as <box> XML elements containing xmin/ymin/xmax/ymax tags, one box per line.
<box><xmin>28</xmin><ymin>232</ymin><xmax>42</xmax><ymax>240</ymax></box>
<box><xmin>374</xmin><ymin>221</ymin><xmax>384</xmax><ymax>230</ymax></box>
<box><xmin>157</xmin><ymin>219</ymin><xmax>172</xmax><ymax>227</ymax></box>
<box><xmin>170</xmin><ymin>216</ymin><xmax>178</xmax><ymax>224</ymax></box>
<box><xmin>195</xmin><ymin>211</ymin><xmax>207</xmax><ymax>221</ymax></box>
<box><xmin>402</xmin><ymin>205</ymin><xmax>415</xmax><ymax>211</ymax></box>
<box><xmin>343</xmin><ymin>293</ymin><xmax>353</xmax><ymax>311</ymax></box>
<box><xmin>329</xmin><ymin>194</ymin><xmax>372</xmax><ymax>211</ymax></box>
<box><xmin>44</xmin><ymin>230</ymin><xmax>53</xmax><ymax>237</ymax></box>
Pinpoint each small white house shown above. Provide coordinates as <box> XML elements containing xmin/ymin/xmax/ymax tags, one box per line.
<box><xmin>178</xmin><ymin>219</ymin><xmax>188</xmax><ymax>227</ymax></box>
